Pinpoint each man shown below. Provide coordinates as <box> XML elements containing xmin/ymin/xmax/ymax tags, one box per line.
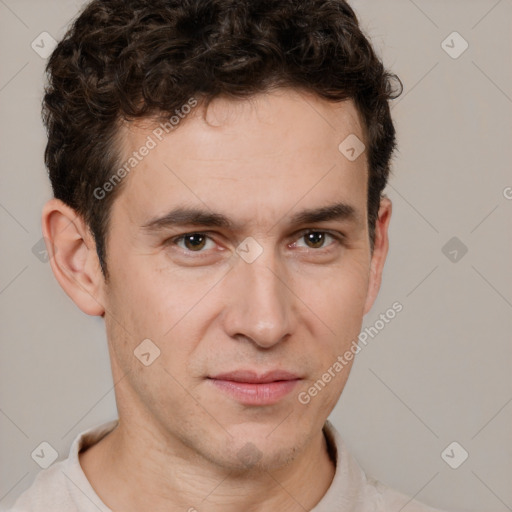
<box><xmin>11</xmin><ymin>0</ymin><xmax>448</xmax><ymax>510</ymax></box>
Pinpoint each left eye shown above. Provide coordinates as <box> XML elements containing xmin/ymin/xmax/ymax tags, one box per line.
<box><xmin>173</xmin><ymin>233</ymin><xmax>216</xmax><ymax>252</ymax></box>
<box><xmin>292</xmin><ymin>231</ymin><xmax>338</xmax><ymax>250</ymax></box>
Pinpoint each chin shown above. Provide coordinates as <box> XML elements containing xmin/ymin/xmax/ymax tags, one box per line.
<box><xmin>217</xmin><ymin>444</ymin><xmax>301</xmax><ymax>474</ymax></box>
<box><xmin>199</xmin><ymin>427</ymin><xmax>306</xmax><ymax>474</ymax></box>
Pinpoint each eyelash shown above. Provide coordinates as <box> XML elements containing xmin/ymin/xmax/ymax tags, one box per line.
<box><xmin>167</xmin><ymin>229</ymin><xmax>345</xmax><ymax>256</ymax></box>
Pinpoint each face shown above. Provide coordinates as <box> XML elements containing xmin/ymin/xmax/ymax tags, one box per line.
<box><xmin>99</xmin><ymin>89</ymin><xmax>389</xmax><ymax>471</ymax></box>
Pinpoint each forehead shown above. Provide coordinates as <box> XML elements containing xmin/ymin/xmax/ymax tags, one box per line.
<box><xmin>113</xmin><ymin>89</ymin><xmax>368</xmax><ymax>228</ymax></box>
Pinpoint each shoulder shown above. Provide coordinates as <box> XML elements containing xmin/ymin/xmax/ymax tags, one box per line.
<box><xmin>8</xmin><ymin>458</ymin><xmax>77</xmax><ymax>512</ymax></box>
<box><xmin>320</xmin><ymin>420</ymin><xmax>451</xmax><ymax>512</ymax></box>
<box><xmin>7</xmin><ymin>420</ymin><xmax>118</xmax><ymax>512</ymax></box>
<box><xmin>369</xmin><ymin>476</ymin><xmax>450</xmax><ymax>512</ymax></box>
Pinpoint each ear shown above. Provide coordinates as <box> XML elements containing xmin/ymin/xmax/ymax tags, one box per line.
<box><xmin>363</xmin><ymin>196</ymin><xmax>392</xmax><ymax>316</ymax></box>
<box><xmin>41</xmin><ymin>198</ymin><xmax>106</xmax><ymax>316</ymax></box>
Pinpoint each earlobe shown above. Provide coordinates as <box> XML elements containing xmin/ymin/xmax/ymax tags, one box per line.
<box><xmin>363</xmin><ymin>196</ymin><xmax>392</xmax><ymax>316</ymax></box>
<box><xmin>41</xmin><ymin>198</ymin><xmax>106</xmax><ymax>316</ymax></box>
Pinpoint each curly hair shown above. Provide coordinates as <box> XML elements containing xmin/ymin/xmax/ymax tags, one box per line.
<box><xmin>43</xmin><ymin>0</ymin><xmax>402</xmax><ymax>278</ymax></box>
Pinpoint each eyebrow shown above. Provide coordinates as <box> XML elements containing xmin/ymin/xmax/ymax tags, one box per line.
<box><xmin>141</xmin><ymin>201</ymin><xmax>360</xmax><ymax>233</ymax></box>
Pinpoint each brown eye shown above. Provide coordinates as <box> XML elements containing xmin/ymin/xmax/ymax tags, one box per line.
<box><xmin>182</xmin><ymin>234</ymin><xmax>207</xmax><ymax>251</ymax></box>
<box><xmin>303</xmin><ymin>231</ymin><xmax>327</xmax><ymax>249</ymax></box>
<box><xmin>171</xmin><ymin>233</ymin><xmax>215</xmax><ymax>253</ymax></box>
<box><xmin>293</xmin><ymin>230</ymin><xmax>339</xmax><ymax>250</ymax></box>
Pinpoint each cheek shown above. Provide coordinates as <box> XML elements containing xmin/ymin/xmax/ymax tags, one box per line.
<box><xmin>299</xmin><ymin>255</ymin><xmax>370</xmax><ymax>324</ymax></box>
<box><xmin>106</xmin><ymin>250</ymin><xmax>184</xmax><ymax>327</ymax></box>
<box><xmin>104</xmin><ymin>253</ymin><xmax>214</xmax><ymax>369</ymax></box>
<box><xmin>291</xmin><ymin>253</ymin><xmax>370</xmax><ymax>383</ymax></box>
<box><xmin>294</xmin><ymin>261</ymin><xmax>368</xmax><ymax>410</ymax></box>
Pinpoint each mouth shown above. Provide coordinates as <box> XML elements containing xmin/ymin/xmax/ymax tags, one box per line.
<box><xmin>207</xmin><ymin>370</ymin><xmax>302</xmax><ymax>406</ymax></box>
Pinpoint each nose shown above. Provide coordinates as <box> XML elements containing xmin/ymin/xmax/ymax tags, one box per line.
<box><xmin>222</xmin><ymin>245</ymin><xmax>294</xmax><ymax>349</ymax></box>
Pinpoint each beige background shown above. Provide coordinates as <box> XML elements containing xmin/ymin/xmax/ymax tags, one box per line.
<box><xmin>1</xmin><ymin>0</ymin><xmax>511</xmax><ymax>510</ymax></box>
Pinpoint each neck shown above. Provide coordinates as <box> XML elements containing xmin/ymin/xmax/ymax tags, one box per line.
<box><xmin>79</xmin><ymin>417</ymin><xmax>336</xmax><ymax>512</ymax></box>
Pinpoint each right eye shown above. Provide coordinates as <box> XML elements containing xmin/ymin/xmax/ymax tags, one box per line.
<box><xmin>170</xmin><ymin>232</ymin><xmax>217</xmax><ymax>253</ymax></box>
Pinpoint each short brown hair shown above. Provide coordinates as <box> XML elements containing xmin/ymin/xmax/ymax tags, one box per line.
<box><xmin>43</xmin><ymin>0</ymin><xmax>402</xmax><ymax>278</ymax></box>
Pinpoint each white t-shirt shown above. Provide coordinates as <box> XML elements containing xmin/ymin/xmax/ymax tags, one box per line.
<box><xmin>7</xmin><ymin>419</ymin><xmax>448</xmax><ymax>512</ymax></box>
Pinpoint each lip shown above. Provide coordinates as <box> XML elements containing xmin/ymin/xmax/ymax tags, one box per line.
<box><xmin>208</xmin><ymin>370</ymin><xmax>302</xmax><ymax>406</ymax></box>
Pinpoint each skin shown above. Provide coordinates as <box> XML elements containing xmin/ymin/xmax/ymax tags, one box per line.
<box><xmin>42</xmin><ymin>88</ymin><xmax>392</xmax><ymax>512</ymax></box>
